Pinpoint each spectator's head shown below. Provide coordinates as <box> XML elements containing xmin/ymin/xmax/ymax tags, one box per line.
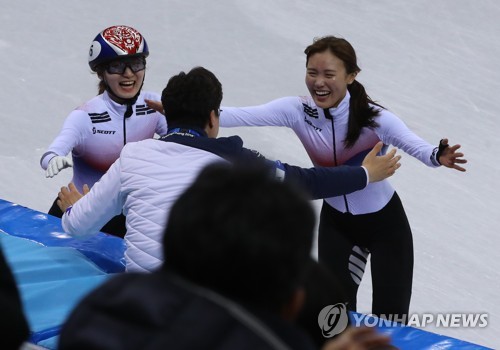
<box><xmin>161</xmin><ymin>66</ymin><xmax>223</xmax><ymax>136</ymax></box>
<box><xmin>163</xmin><ymin>163</ymin><xmax>315</xmax><ymax>315</ymax></box>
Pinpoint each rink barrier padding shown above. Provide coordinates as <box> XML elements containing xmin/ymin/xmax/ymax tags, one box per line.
<box><xmin>0</xmin><ymin>199</ymin><xmax>125</xmax><ymax>273</ymax></box>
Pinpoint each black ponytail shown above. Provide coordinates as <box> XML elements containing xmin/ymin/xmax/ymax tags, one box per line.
<box><xmin>344</xmin><ymin>80</ymin><xmax>382</xmax><ymax>148</ymax></box>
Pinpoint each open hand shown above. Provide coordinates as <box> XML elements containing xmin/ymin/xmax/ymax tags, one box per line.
<box><xmin>362</xmin><ymin>142</ymin><xmax>401</xmax><ymax>183</ymax></box>
<box><xmin>438</xmin><ymin>138</ymin><xmax>467</xmax><ymax>172</ymax></box>
<box><xmin>57</xmin><ymin>183</ymin><xmax>90</xmax><ymax>212</ymax></box>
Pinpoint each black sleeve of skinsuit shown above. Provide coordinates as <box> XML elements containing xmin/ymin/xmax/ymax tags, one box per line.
<box><xmin>280</xmin><ymin>163</ymin><xmax>367</xmax><ymax>200</ymax></box>
<box><xmin>0</xmin><ymin>245</ymin><xmax>30</xmax><ymax>348</ymax></box>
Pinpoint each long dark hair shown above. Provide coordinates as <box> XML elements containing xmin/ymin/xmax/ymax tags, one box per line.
<box><xmin>305</xmin><ymin>36</ymin><xmax>383</xmax><ymax>148</ymax></box>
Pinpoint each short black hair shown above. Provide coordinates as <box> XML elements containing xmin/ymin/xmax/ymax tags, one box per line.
<box><xmin>163</xmin><ymin>163</ymin><xmax>315</xmax><ymax>312</ymax></box>
<box><xmin>161</xmin><ymin>66</ymin><xmax>223</xmax><ymax>129</ymax></box>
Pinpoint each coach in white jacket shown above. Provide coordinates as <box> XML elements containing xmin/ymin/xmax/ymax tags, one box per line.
<box><xmin>58</xmin><ymin>67</ymin><xmax>400</xmax><ymax>273</ymax></box>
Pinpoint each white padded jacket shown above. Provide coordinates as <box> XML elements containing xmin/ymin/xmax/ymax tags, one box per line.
<box><xmin>62</xmin><ymin>129</ymin><xmax>370</xmax><ymax>272</ymax></box>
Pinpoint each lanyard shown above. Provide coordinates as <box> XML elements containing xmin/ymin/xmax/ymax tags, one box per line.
<box><xmin>165</xmin><ymin>128</ymin><xmax>203</xmax><ymax>138</ymax></box>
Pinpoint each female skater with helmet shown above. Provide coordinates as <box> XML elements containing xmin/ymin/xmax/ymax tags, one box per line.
<box><xmin>41</xmin><ymin>25</ymin><xmax>167</xmax><ymax>237</ymax></box>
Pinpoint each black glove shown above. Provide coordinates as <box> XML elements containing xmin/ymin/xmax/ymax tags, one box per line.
<box><xmin>436</xmin><ymin>139</ymin><xmax>449</xmax><ymax>165</ymax></box>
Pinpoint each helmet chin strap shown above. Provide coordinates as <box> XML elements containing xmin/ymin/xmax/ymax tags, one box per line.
<box><xmin>103</xmin><ymin>75</ymin><xmax>145</xmax><ymax>118</ymax></box>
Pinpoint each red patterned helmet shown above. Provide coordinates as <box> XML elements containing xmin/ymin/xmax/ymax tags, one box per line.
<box><xmin>88</xmin><ymin>25</ymin><xmax>149</xmax><ymax>72</ymax></box>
